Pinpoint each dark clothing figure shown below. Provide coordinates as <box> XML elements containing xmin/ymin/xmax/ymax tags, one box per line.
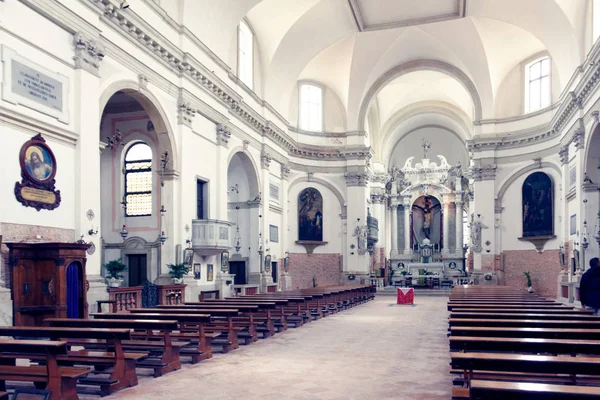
<box><xmin>579</xmin><ymin>258</ymin><xmax>600</xmax><ymax>312</ymax></box>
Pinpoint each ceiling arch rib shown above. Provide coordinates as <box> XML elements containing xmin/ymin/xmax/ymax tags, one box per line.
<box><xmin>356</xmin><ymin>59</ymin><xmax>482</xmax><ymax>135</ymax></box>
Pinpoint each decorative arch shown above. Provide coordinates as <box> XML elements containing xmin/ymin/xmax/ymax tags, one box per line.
<box><xmin>584</xmin><ymin>118</ymin><xmax>600</xmax><ymax>180</ymax></box>
<box><xmin>358</xmin><ymin>60</ymin><xmax>483</xmax><ymax>131</ymax></box>
<box><xmin>99</xmin><ymin>80</ymin><xmax>178</xmax><ymax>168</ymax></box>
<box><xmin>226</xmin><ymin>149</ymin><xmax>260</xmax><ymax>200</ymax></box>
<box><xmin>495</xmin><ymin>161</ymin><xmax>561</xmax><ymax>213</ymax></box>
<box><xmin>297</xmin><ymin>187</ymin><xmax>323</xmax><ymax>241</ymax></box>
<box><xmin>522</xmin><ymin>171</ymin><xmax>554</xmax><ymax>237</ymax></box>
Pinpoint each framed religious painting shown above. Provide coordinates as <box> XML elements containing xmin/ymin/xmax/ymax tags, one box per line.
<box><xmin>15</xmin><ymin>134</ymin><xmax>61</xmax><ymax>210</ymax></box>
<box><xmin>193</xmin><ymin>263</ymin><xmax>201</xmax><ymax>280</ymax></box>
<box><xmin>207</xmin><ymin>264</ymin><xmax>214</xmax><ymax>281</ymax></box>
<box><xmin>183</xmin><ymin>248</ymin><xmax>194</xmax><ymax>266</ymax></box>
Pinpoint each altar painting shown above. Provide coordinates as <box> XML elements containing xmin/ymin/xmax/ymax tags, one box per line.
<box><xmin>298</xmin><ymin>188</ymin><xmax>323</xmax><ymax>241</ymax></box>
<box><xmin>522</xmin><ymin>172</ymin><xmax>553</xmax><ymax>237</ymax></box>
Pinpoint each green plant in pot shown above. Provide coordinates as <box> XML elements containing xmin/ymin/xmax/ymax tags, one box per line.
<box><xmin>524</xmin><ymin>271</ymin><xmax>533</xmax><ymax>293</ymax></box>
<box><xmin>104</xmin><ymin>259</ymin><xmax>127</xmax><ymax>288</ymax></box>
<box><xmin>168</xmin><ymin>263</ymin><xmax>191</xmax><ymax>284</ymax></box>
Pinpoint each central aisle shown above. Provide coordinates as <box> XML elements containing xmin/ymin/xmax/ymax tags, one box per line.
<box><xmin>95</xmin><ymin>296</ymin><xmax>451</xmax><ymax>400</ymax></box>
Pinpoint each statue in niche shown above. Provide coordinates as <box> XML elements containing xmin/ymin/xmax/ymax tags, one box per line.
<box><xmin>470</xmin><ymin>215</ymin><xmax>487</xmax><ymax>253</ymax></box>
<box><xmin>353</xmin><ymin>225</ymin><xmax>368</xmax><ymax>252</ymax></box>
<box><xmin>412</xmin><ymin>196</ymin><xmax>441</xmax><ymax>240</ymax></box>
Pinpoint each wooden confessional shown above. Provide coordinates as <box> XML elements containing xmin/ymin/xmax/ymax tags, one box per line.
<box><xmin>6</xmin><ymin>242</ymin><xmax>89</xmax><ymax>326</ymax></box>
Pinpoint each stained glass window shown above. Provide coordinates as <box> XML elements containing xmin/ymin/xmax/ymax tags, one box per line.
<box><xmin>124</xmin><ymin>142</ymin><xmax>152</xmax><ymax>216</ymax></box>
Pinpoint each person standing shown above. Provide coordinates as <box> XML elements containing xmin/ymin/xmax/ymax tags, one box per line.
<box><xmin>580</xmin><ymin>258</ymin><xmax>600</xmax><ymax>314</ymax></box>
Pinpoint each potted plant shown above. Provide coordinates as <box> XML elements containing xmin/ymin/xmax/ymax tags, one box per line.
<box><xmin>167</xmin><ymin>263</ymin><xmax>191</xmax><ymax>284</ymax></box>
<box><xmin>524</xmin><ymin>271</ymin><xmax>533</xmax><ymax>292</ymax></box>
<box><xmin>104</xmin><ymin>259</ymin><xmax>127</xmax><ymax>288</ymax></box>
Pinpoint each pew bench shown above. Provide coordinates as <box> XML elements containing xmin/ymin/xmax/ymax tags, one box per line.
<box><xmin>448</xmin><ymin>318</ymin><xmax>600</xmax><ymax>329</ymax></box>
<box><xmin>44</xmin><ymin>318</ymin><xmax>185</xmax><ymax>377</ymax></box>
<box><xmin>449</xmin><ymin>336</ymin><xmax>600</xmax><ymax>356</ymax></box>
<box><xmin>467</xmin><ymin>380</ymin><xmax>600</xmax><ymax>399</ymax></box>
<box><xmin>0</xmin><ymin>326</ymin><xmax>145</xmax><ymax>396</ymax></box>
<box><xmin>0</xmin><ymin>339</ymin><xmax>90</xmax><ymax>400</ymax></box>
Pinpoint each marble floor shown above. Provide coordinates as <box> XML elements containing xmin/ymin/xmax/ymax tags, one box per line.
<box><xmin>82</xmin><ymin>296</ymin><xmax>452</xmax><ymax>400</ymax></box>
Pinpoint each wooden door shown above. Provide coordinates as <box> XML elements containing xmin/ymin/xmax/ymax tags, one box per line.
<box><xmin>128</xmin><ymin>254</ymin><xmax>147</xmax><ymax>287</ymax></box>
<box><xmin>12</xmin><ymin>259</ymin><xmax>55</xmax><ymax>326</ymax></box>
<box><xmin>229</xmin><ymin>261</ymin><xmax>246</xmax><ymax>285</ymax></box>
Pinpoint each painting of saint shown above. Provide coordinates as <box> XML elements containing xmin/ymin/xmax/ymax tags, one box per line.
<box><xmin>522</xmin><ymin>172</ymin><xmax>553</xmax><ymax>237</ymax></box>
<box><xmin>298</xmin><ymin>188</ymin><xmax>323</xmax><ymax>241</ymax></box>
<box><xmin>207</xmin><ymin>264</ymin><xmax>214</xmax><ymax>281</ymax></box>
<box><xmin>24</xmin><ymin>145</ymin><xmax>53</xmax><ymax>182</ymax></box>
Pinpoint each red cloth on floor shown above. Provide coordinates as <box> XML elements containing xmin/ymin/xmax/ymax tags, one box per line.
<box><xmin>397</xmin><ymin>288</ymin><xmax>414</xmax><ymax>304</ymax></box>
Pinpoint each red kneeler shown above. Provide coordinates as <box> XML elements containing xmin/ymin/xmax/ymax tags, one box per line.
<box><xmin>397</xmin><ymin>288</ymin><xmax>414</xmax><ymax>304</ymax></box>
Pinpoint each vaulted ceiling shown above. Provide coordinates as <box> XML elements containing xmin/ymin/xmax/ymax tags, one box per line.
<box><xmin>178</xmin><ymin>0</ymin><xmax>590</xmax><ymax>149</ymax></box>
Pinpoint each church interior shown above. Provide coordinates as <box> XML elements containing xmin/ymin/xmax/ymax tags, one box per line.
<box><xmin>1</xmin><ymin>0</ymin><xmax>600</xmax><ymax>398</ymax></box>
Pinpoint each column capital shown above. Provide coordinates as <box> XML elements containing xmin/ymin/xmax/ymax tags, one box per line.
<box><xmin>216</xmin><ymin>123</ymin><xmax>231</xmax><ymax>147</ymax></box>
<box><xmin>73</xmin><ymin>32</ymin><xmax>105</xmax><ymax>76</ymax></box>
<box><xmin>573</xmin><ymin>128</ymin><xmax>585</xmax><ymax>151</ymax></box>
<box><xmin>345</xmin><ymin>172</ymin><xmax>370</xmax><ymax>187</ymax></box>
<box><xmin>470</xmin><ymin>164</ymin><xmax>497</xmax><ymax>181</ymax></box>
<box><xmin>281</xmin><ymin>164</ymin><xmax>291</xmax><ymax>180</ymax></box>
<box><xmin>559</xmin><ymin>145</ymin><xmax>569</xmax><ymax>165</ymax></box>
<box><xmin>177</xmin><ymin>97</ymin><xmax>196</xmax><ymax>127</ymax></box>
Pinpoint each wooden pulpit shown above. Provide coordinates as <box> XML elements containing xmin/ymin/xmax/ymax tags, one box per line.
<box><xmin>6</xmin><ymin>242</ymin><xmax>89</xmax><ymax>326</ymax></box>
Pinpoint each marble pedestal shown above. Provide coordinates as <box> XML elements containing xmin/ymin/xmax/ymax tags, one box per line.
<box><xmin>215</xmin><ymin>273</ymin><xmax>235</xmax><ymax>299</ymax></box>
<box><xmin>86</xmin><ymin>275</ymin><xmax>109</xmax><ymax>314</ymax></box>
<box><xmin>280</xmin><ymin>272</ymin><xmax>292</xmax><ymax>290</ymax></box>
<box><xmin>260</xmin><ymin>273</ymin><xmax>274</xmax><ymax>293</ymax></box>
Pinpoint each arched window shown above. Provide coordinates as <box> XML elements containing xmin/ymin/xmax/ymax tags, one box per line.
<box><xmin>522</xmin><ymin>172</ymin><xmax>553</xmax><ymax>237</ymax></box>
<box><xmin>238</xmin><ymin>20</ymin><xmax>253</xmax><ymax>89</ymax></box>
<box><xmin>299</xmin><ymin>83</ymin><xmax>323</xmax><ymax>132</ymax></box>
<box><xmin>524</xmin><ymin>57</ymin><xmax>550</xmax><ymax>113</ymax></box>
<box><xmin>298</xmin><ymin>188</ymin><xmax>323</xmax><ymax>241</ymax></box>
<box><xmin>124</xmin><ymin>142</ymin><xmax>153</xmax><ymax>217</ymax></box>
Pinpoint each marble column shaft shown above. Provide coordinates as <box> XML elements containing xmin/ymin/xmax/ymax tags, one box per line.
<box><xmin>404</xmin><ymin>202</ymin><xmax>411</xmax><ymax>253</ymax></box>
<box><xmin>442</xmin><ymin>201</ymin><xmax>450</xmax><ymax>252</ymax></box>
<box><xmin>455</xmin><ymin>200</ymin><xmax>463</xmax><ymax>254</ymax></box>
<box><xmin>390</xmin><ymin>205</ymin><xmax>398</xmax><ymax>254</ymax></box>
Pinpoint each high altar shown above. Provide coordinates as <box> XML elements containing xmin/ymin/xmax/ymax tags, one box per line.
<box><xmin>387</xmin><ymin>141</ymin><xmax>469</xmax><ymax>279</ymax></box>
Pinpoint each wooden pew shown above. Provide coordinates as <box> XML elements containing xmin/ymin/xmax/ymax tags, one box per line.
<box><xmin>90</xmin><ymin>312</ymin><xmax>213</xmax><ymax>363</ymax></box>
<box><xmin>450</xmin><ymin>312</ymin><xmax>598</xmax><ymax>320</ymax></box>
<box><xmin>449</xmin><ymin>326</ymin><xmax>600</xmax><ymax>340</ymax></box>
<box><xmin>181</xmin><ymin>301</ymin><xmax>287</xmax><ymax>333</ymax></box>
<box><xmin>449</xmin><ymin>336</ymin><xmax>600</xmax><ymax>356</ymax></box>
<box><xmin>469</xmin><ymin>380</ymin><xmax>600</xmax><ymax>399</ymax></box>
<box><xmin>451</xmin><ymin>352</ymin><xmax>600</xmax><ymax>385</ymax></box>
<box><xmin>0</xmin><ymin>326</ymin><xmax>144</xmax><ymax>396</ymax></box>
<box><xmin>158</xmin><ymin>303</ymin><xmax>264</xmax><ymax>338</ymax></box>
<box><xmin>0</xmin><ymin>339</ymin><xmax>90</xmax><ymax>400</ymax></box>
<box><xmin>448</xmin><ymin>304</ymin><xmax>572</xmax><ymax>311</ymax></box>
<box><xmin>450</xmin><ymin>308</ymin><xmax>592</xmax><ymax>315</ymax></box>
<box><xmin>448</xmin><ymin>318</ymin><xmax>600</xmax><ymax>329</ymax></box>
<box><xmin>132</xmin><ymin>308</ymin><xmax>241</xmax><ymax>351</ymax></box>
<box><xmin>44</xmin><ymin>318</ymin><xmax>185</xmax><ymax>377</ymax></box>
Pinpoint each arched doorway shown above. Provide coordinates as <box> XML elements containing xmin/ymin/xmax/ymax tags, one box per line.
<box><xmin>66</xmin><ymin>262</ymin><xmax>84</xmax><ymax>318</ymax></box>
<box><xmin>99</xmin><ymin>88</ymin><xmax>174</xmax><ymax>286</ymax></box>
<box><xmin>227</xmin><ymin>151</ymin><xmax>260</xmax><ymax>285</ymax></box>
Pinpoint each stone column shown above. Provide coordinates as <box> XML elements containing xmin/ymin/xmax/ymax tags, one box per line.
<box><xmin>72</xmin><ymin>33</ymin><xmax>106</xmax><ymax>306</ymax></box>
<box><xmin>455</xmin><ymin>199</ymin><xmax>463</xmax><ymax>255</ymax></box>
<box><xmin>404</xmin><ymin>197</ymin><xmax>411</xmax><ymax>254</ymax></box>
<box><xmin>390</xmin><ymin>204</ymin><xmax>398</xmax><ymax>257</ymax></box>
<box><xmin>344</xmin><ymin>171</ymin><xmax>370</xmax><ymax>283</ymax></box>
<box><xmin>471</xmin><ymin>163</ymin><xmax>497</xmax><ymax>272</ymax></box>
<box><xmin>442</xmin><ymin>199</ymin><xmax>450</xmax><ymax>253</ymax></box>
<box><xmin>259</xmin><ymin>149</ymin><xmax>274</xmax><ymax>293</ymax></box>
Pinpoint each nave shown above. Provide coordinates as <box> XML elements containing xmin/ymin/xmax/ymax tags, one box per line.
<box><xmin>81</xmin><ymin>296</ymin><xmax>450</xmax><ymax>400</ymax></box>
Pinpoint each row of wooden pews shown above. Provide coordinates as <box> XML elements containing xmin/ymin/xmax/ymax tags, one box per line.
<box><xmin>0</xmin><ymin>284</ymin><xmax>373</xmax><ymax>399</ymax></box>
<box><xmin>448</xmin><ymin>285</ymin><xmax>600</xmax><ymax>399</ymax></box>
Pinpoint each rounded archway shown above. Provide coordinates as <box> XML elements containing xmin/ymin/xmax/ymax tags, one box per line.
<box><xmin>99</xmin><ymin>88</ymin><xmax>175</xmax><ymax>286</ymax></box>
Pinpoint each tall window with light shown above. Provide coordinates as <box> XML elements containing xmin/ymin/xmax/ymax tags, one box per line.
<box><xmin>299</xmin><ymin>83</ymin><xmax>323</xmax><ymax>132</ymax></box>
<box><xmin>525</xmin><ymin>57</ymin><xmax>550</xmax><ymax>113</ymax></box>
<box><xmin>238</xmin><ymin>21</ymin><xmax>253</xmax><ymax>89</ymax></box>
<box><xmin>124</xmin><ymin>142</ymin><xmax>153</xmax><ymax>217</ymax></box>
